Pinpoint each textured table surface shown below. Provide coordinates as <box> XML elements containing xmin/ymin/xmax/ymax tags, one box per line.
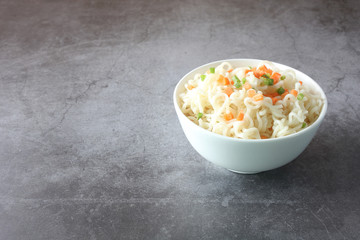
<box><xmin>1</xmin><ymin>0</ymin><xmax>360</xmax><ymax>239</ymax></box>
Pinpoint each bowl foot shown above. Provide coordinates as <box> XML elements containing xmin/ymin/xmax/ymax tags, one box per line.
<box><xmin>227</xmin><ymin>169</ymin><xmax>261</xmax><ymax>174</ymax></box>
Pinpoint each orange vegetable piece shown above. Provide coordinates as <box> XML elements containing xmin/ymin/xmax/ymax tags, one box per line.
<box><xmin>224</xmin><ymin>87</ymin><xmax>234</xmax><ymax>97</ymax></box>
<box><xmin>272</xmin><ymin>97</ymin><xmax>280</xmax><ymax>105</ymax></box>
<box><xmin>258</xmin><ymin>65</ymin><xmax>273</xmax><ymax>75</ymax></box>
<box><xmin>237</xmin><ymin>110</ymin><xmax>244</xmax><ymax>121</ymax></box>
<box><xmin>224</xmin><ymin>112</ymin><xmax>234</xmax><ymax>121</ymax></box>
<box><xmin>227</xmin><ymin>69</ymin><xmax>233</xmax><ymax>73</ymax></box>
<box><xmin>290</xmin><ymin>89</ymin><xmax>298</xmax><ymax>97</ymax></box>
<box><xmin>247</xmin><ymin>89</ymin><xmax>256</xmax><ymax>97</ymax></box>
<box><xmin>272</xmin><ymin>72</ymin><xmax>281</xmax><ymax>84</ymax></box>
<box><xmin>299</xmin><ymin>81</ymin><xmax>303</xmax><ymax>85</ymax></box>
<box><xmin>257</xmin><ymin>65</ymin><xmax>267</xmax><ymax>72</ymax></box>
<box><xmin>253</xmin><ymin>93</ymin><xmax>264</xmax><ymax>101</ymax></box>
<box><xmin>253</xmin><ymin>69</ymin><xmax>264</xmax><ymax>78</ymax></box>
<box><xmin>217</xmin><ymin>75</ymin><xmax>224</xmax><ymax>84</ymax></box>
<box><xmin>245</xmin><ymin>69</ymin><xmax>254</xmax><ymax>75</ymax></box>
<box><xmin>217</xmin><ymin>75</ymin><xmax>230</xmax><ymax>85</ymax></box>
<box><xmin>261</xmin><ymin>136</ymin><xmax>268</xmax><ymax>139</ymax></box>
<box><xmin>254</xmin><ymin>65</ymin><xmax>272</xmax><ymax>78</ymax></box>
<box><xmin>230</xmin><ymin>80</ymin><xmax>234</xmax><ymax>85</ymax></box>
<box><xmin>188</xmin><ymin>85</ymin><xmax>195</xmax><ymax>90</ymax></box>
<box><xmin>244</xmin><ymin>82</ymin><xmax>252</xmax><ymax>90</ymax></box>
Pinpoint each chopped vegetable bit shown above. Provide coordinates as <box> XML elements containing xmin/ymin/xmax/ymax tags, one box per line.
<box><xmin>217</xmin><ymin>75</ymin><xmax>230</xmax><ymax>85</ymax></box>
<box><xmin>188</xmin><ymin>85</ymin><xmax>195</xmax><ymax>90</ymax></box>
<box><xmin>263</xmin><ymin>77</ymin><xmax>274</xmax><ymax>86</ymax></box>
<box><xmin>224</xmin><ymin>87</ymin><xmax>234</xmax><ymax>97</ymax></box>
<box><xmin>260</xmin><ymin>72</ymin><xmax>275</xmax><ymax>86</ymax></box>
<box><xmin>232</xmin><ymin>75</ymin><xmax>242</xmax><ymax>88</ymax></box>
<box><xmin>244</xmin><ymin>82</ymin><xmax>252</xmax><ymax>90</ymax></box>
<box><xmin>253</xmin><ymin>94</ymin><xmax>264</xmax><ymax>101</ymax></box>
<box><xmin>302</xmin><ymin>122</ymin><xmax>306</xmax><ymax>128</ymax></box>
<box><xmin>232</xmin><ymin>75</ymin><xmax>240</xmax><ymax>82</ymax></box>
<box><xmin>197</xmin><ymin>113</ymin><xmax>203</xmax><ymax>120</ymax></box>
<box><xmin>277</xmin><ymin>87</ymin><xmax>285</xmax><ymax>95</ymax></box>
<box><xmin>224</xmin><ymin>77</ymin><xmax>230</xmax><ymax>85</ymax></box>
<box><xmin>227</xmin><ymin>69</ymin><xmax>233</xmax><ymax>73</ymax></box>
<box><xmin>260</xmin><ymin>136</ymin><xmax>268</xmax><ymax>139</ymax></box>
<box><xmin>254</xmin><ymin>65</ymin><xmax>273</xmax><ymax>78</ymax></box>
<box><xmin>290</xmin><ymin>89</ymin><xmax>298</xmax><ymax>97</ymax></box>
<box><xmin>245</xmin><ymin>69</ymin><xmax>254</xmax><ymax>75</ymax></box>
<box><xmin>248</xmin><ymin>66</ymin><xmax>252</xmax><ymax>69</ymax></box>
<box><xmin>242</xmin><ymin>78</ymin><xmax>246</xmax><ymax>84</ymax></box>
<box><xmin>280</xmin><ymin>75</ymin><xmax>286</xmax><ymax>80</ymax></box>
<box><xmin>258</xmin><ymin>65</ymin><xmax>273</xmax><ymax>75</ymax></box>
<box><xmin>297</xmin><ymin>93</ymin><xmax>304</xmax><ymax>100</ymax></box>
<box><xmin>224</xmin><ymin>112</ymin><xmax>234</xmax><ymax>121</ymax></box>
<box><xmin>272</xmin><ymin>72</ymin><xmax>281</xmax><ymax>80</ymax></box>
<box><xmin>263</xmin><ymin>73</ymin><xmax>271</xmax><ymax>78</ymax></box>
<box><xmin>299</xmin><ymin>81</ymin><xmax>303</xmax><ymax>85</ymax></box>
<box><xmin>247</xmin><ymin>89</ymin><xmax>256</xmax><ymax>97</ymax></box>
<box><xmin>210</xmin><ymin>67</ymin><xmax>215</xmax><ymax>73</ymax></box>
<box><xmin>271</xmin><ymin>72</ymin><xmax>281</xmax><ymax>84</ymax></box>
<box><xmin>201</xmin><ymin>75</ymin><xmax>206</xmax><ymax>81</ymax></box>
<box><xmin>234</xmin><ymin>81</ymin><xmax>241</xmax><ymax>89</ymax></box>
<box><xmin>237</xmin><ymin>110</ymin><xmax>244</xmax><ymax>121</ymax></box>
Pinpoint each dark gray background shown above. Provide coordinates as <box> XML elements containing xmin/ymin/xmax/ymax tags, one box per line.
<box><xmin>1</xmin><ymin>0</ymin><xmax>359</xmax><ymax>239</ymax></box>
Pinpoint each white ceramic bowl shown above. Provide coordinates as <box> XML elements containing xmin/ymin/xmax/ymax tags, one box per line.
<box><xmin>173</xmin><ymin>59</ymin><xmax>328</xmax><ymax>174</ymax></box>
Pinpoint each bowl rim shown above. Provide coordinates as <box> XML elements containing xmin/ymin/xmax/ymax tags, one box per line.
<box><xmin>173</xmin><ymin>58</ymin><xmax>328</xmax><ymax>143</ymax></box>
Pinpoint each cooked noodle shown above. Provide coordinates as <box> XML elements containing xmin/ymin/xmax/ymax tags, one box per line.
<box><xmin>179</xmin><ymin>61</ymin><xmax>324</xmax><ymax>139</ymax></box>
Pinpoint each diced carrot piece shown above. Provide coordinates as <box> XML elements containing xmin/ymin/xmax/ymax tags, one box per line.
<box><xmin>227</xmin><ymin>69</ymin><xmax>233</xmax><ymax>73</ymax></box>
<box><xmin>261</xmin><ymin>136</ymin><xmax>268</xmax><ymax>139</ymax></box>
<box><xmin>290</xmin><ymin>89</ymin><xmax>298</xmax><ymax>97</ymax></box>
<box><xmin>258</xmin><ymin>65</ymin><xmax>273</xmax><ymax>75</ymax></box>
<box><xmin>254</xmin><ymin>65</ymin><xmax>272</xmax><ymax>78</ymax></box>
<box><xmin>299</xmin><ymin>81</ymin><xmax>303</xmax><ymax>85</ymax></box>
<box><xmin>247</xmin><ymin>89</ymin><xmax>256</xmax><ymax>97</ymax></box>
<box><xmin>253</xmin><ymin>69</ymin><xmax>264</xmax><ymax>78</ymax></box>
<box><xmin>217</xmin><ymin>75</ymin><xmax>230</xmax><ymax>85</ymax></box>
<box><xmin>272</xmin><ymin>97</ymin><xmax>279</xmax><ymax>105</ymax></box>
<box><xmin>237</xmin><ymin>110</ymin><xmax>244</xmax><ymax>121</ymax></box>
<box><xmin>244</xmin><ymin>82</ymin><xmax>252</xmax><ymax>90</ymax></box>
<box><xmin>224</xmin><ymin>112</ymin><xmax>234</xmax><ymax>121</ymax></box>
<box><xmin>188</xmin><ymin>85</ymin><xmax>195</xmax><ymax>90</ymax></box>
<box><xmin>217</xmin><ymin>75</ymin><xmax>224</xmax><ymax>84</ymax></box>
<box><xmin>253</xmin><ymin>94</ymin><xmax>264</xmax><ymax>101</ymax></box>
<box><xmin>224</xmin><ymin>87</ymin><xmax>234</xmax><ymax>97</ymax></box>
<box><xmin>257</xmin><ymin>65</ymin><xmax>267</xmax><ymax>71</ymax></box>
<box><xmin>245</xmin><ymin>69</ymin><xmax>254</xmax><ymax>75</ymax></box>
<box><xmin>272</xmin><ymin>72</ymin><xmax>281</xmax><ymax>84</ymax></box>
<box><xmin>230</xmin><ymin>80</ymin><xmax>234</xmax><ymax>85</ymax></box>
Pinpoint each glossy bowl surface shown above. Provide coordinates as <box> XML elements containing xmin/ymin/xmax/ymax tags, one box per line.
<box><xmin>173</xmin><ymin>59</ymin><xmax>328</xmax><ymax>174</ymax></box>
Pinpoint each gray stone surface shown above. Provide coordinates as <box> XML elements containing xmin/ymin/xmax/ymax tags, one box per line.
<box><xmin>0</xmin><ymin>0</ymin><xmax>359</xmax><ymax>239</ymax></box>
